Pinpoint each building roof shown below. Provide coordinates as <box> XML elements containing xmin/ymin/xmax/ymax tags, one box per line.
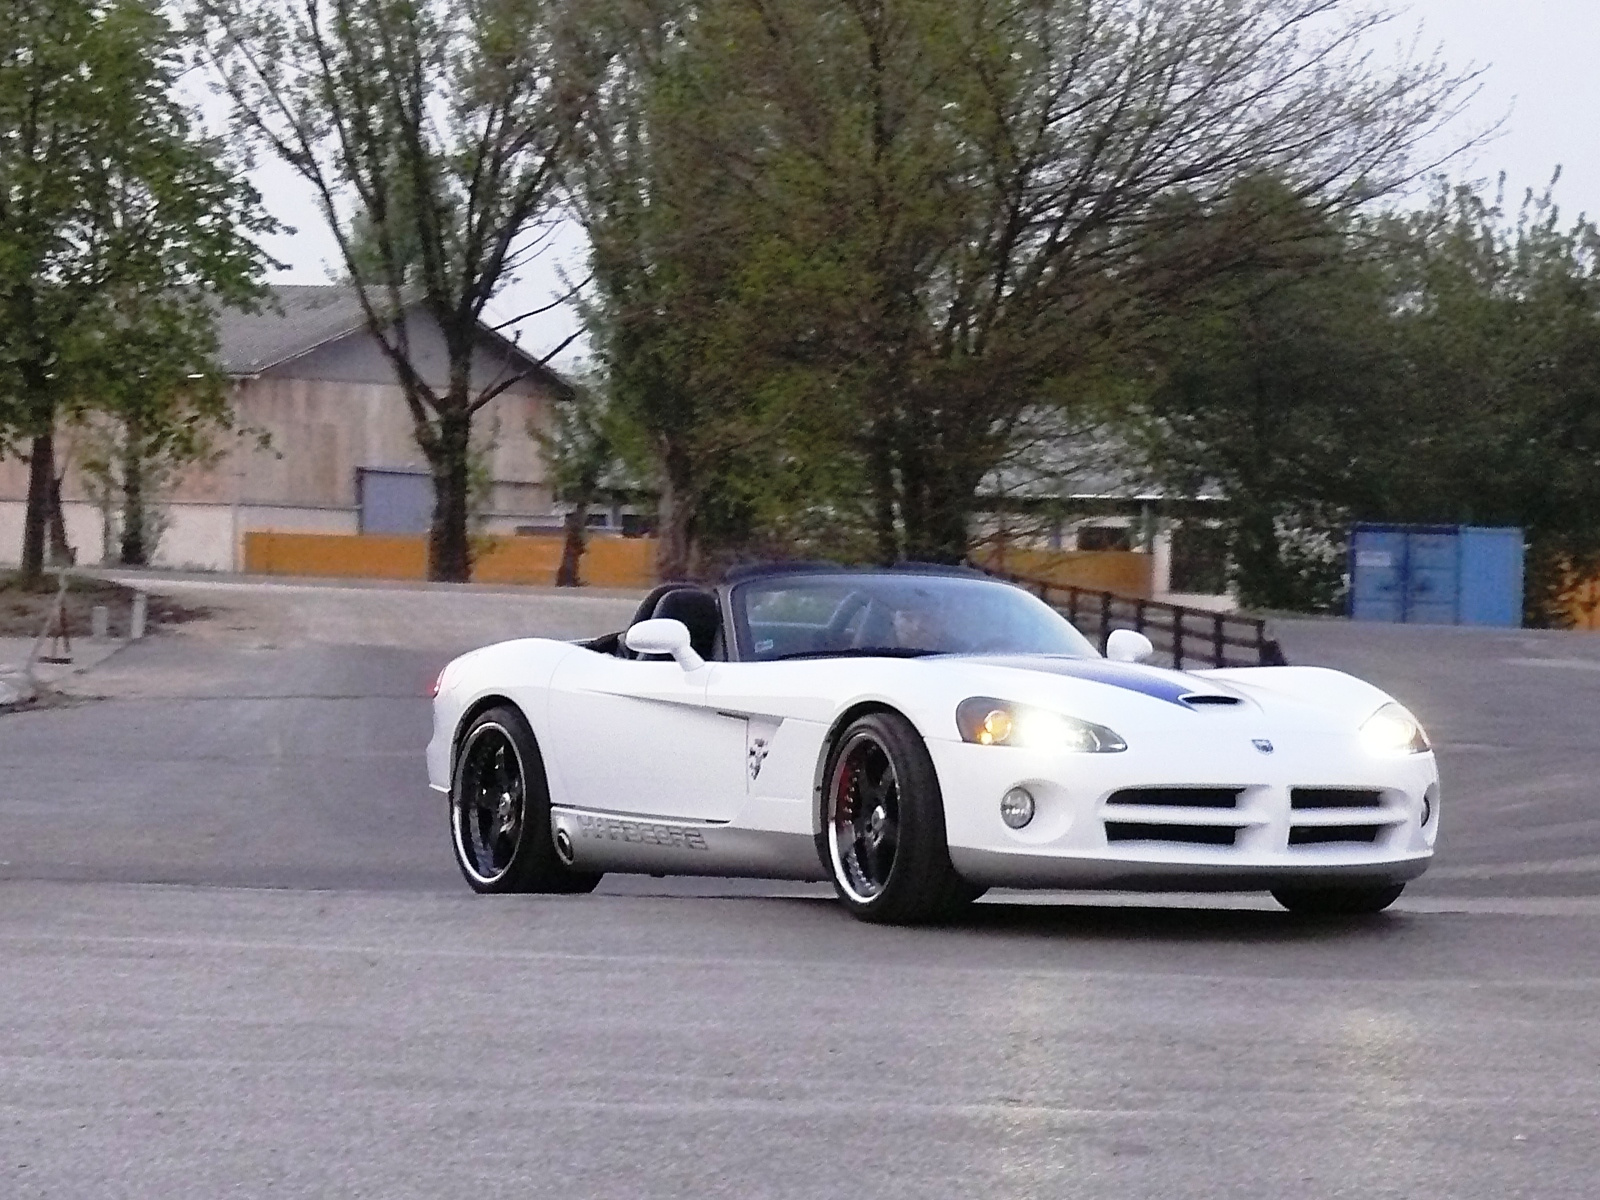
<box><xmin>978</xmin><ymin>415</ymin><xmax>1225</xmax><ymax>505</ymax></box>
<box><xmin>214</xmin><ymin>284</ymin><xmax>569</xmax><ymax>394</ymax></box>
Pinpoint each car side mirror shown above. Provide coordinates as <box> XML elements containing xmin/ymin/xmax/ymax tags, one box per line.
<box><xmin>624</xmin><ymin>618</ymin><xmax>706</xmax><ymax>671</ymax></box>
<box><xmin>1106</xmin><ymin>629</ymin><xmax>1155</xmax><ymax>664</ymax></box>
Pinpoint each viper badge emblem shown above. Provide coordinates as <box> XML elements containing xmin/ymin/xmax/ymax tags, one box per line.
<box><xmin>748</xmin><ymin>737</ymin><xmax>770</xmax><ymax>780</ymax></box>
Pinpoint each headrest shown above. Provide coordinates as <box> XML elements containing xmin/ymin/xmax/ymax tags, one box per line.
<box><xmin>650</xmin><ymin>588</ymin><xmax>721</xmax><ymax>660</ymax></box>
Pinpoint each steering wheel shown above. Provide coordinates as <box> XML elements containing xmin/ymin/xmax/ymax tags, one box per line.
<box><xmin>823</xmin><ymin>590</ymin><xmax>872</xmax><ymax>648</ymax></box>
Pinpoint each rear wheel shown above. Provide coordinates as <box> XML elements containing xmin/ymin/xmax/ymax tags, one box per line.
<box><xmin>1271</xmin><ymin>882</ymin><xmax>1405</xmax><ymax>916</ymax></box>
<box><xmin>822</xmin><ymin>711</ymin><xmax>979</xmax><ymax>924</ymax></box>
<box><xmin>451</xmin><ymin>706</ymin><xmax>601</xmax><ymax>895</ymax></box>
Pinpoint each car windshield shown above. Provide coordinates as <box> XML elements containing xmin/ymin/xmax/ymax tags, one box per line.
<box><xmin>734</xmin><ymin>573</ymin><xmax>1099</xmax><ymax>661</ymax></box>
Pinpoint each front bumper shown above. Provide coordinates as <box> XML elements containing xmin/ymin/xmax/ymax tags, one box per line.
<box><xmin>929</xmin><ymin>733</ymin><xmax>1439</xmax><ymax>892</ymax></box>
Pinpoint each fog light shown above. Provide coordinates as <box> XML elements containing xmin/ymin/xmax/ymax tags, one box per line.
<box><xmin>1000</xmin><ymin>787</ymin><xmax>1036</xmax><ymax>830</ymax></box>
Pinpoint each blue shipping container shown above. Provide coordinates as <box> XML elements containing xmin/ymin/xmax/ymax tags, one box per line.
<box><xmin>1349</xmin><ymin>524</ymin><xmax>1524</xmax><ymax>628</ymax></box>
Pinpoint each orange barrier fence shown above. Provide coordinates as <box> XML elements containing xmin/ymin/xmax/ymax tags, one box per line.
<box><xmin>970</xmin><ymin>547</ymin><xmax>1153</xmax><ymax>598</ymax></box>
<box><xmin>1558</xmin><ymin>575</ymin><xmax>1600</xmax><ymax>630</ymax></box>
<box><xmin>243</xmin><ymin>531</ymin><xmax>657</xmax><ymax>588</ymax></box>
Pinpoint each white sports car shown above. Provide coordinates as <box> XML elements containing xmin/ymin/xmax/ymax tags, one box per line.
<box><xmin>428</xmin><ymin>564</ymin><xmax>1438</xmax><ymax>922</ymax></box>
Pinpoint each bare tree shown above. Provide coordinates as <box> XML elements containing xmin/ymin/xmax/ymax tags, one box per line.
<box><xmin>194</xmin><ymin>0</ymin><xmax>594</xmax><ymax>580</ymax></box>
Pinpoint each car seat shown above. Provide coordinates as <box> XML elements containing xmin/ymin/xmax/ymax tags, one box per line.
<box><xmin>624</xmin><ymin>584</ymin><xmax>721</xmax><ymax>661</ymax></box>
<box><xmin>648</xmin><ymin>588</ymin><xmax>721</xmax><ymax>661</ymax></box>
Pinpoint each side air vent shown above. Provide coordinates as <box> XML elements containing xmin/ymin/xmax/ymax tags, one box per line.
<box><xmin>1182</xmin><ymin>694</ymin><xmax>1241</xmax><ymax>707</ymax></box>
<box><xmin>1105</xmin><ymin>822</ymin><xmax>1239</xmax><ymax>847</ymax></box>
<box><xmin>1108</xmin><ymin>787</ymin><xmax>1243</xmax><ymax>809</ymax></box>
<box><xmin>1288</xmin><ymin>825</ymin><xmax>1384</xmax><ymax>846</ymax></box>
<box><xmin>1291</xmin><ymin>788</ymin><xmax>1385</xmax><ymax>810</ymax></box>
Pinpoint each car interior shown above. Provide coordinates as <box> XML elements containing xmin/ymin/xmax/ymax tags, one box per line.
<box><xmin>580</xmin><ymin>583</ymin><xmax>726</xmax><ymax>661</ymax></box>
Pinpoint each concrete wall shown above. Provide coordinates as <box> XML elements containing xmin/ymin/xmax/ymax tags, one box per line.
<box><xmin>0</xmin><ymin>499</ymin><xmax>360</xmax><ymax>570</ymax></box>
<box><xmin>0</xmin><ymin>314</ymin><xmax>564</xmax><ymax>570</ymax></box>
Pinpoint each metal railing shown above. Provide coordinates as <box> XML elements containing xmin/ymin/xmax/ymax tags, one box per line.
<box><xmin>982</xmin><ymin>567</ymin><xmax>1286</xmax><ymax>670</ymax></box>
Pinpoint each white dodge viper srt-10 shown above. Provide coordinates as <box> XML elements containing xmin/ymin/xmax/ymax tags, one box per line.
<box><xmin>427</xmin><ymin>564</ymin><xmax>1438</xmax><ymax>923</ymax></box>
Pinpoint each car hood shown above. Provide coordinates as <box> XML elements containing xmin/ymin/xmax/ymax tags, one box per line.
<box><xmin>935</xmin><ymin>655</ymin><xmax>1395</xmax><ymax>736</ymax></box>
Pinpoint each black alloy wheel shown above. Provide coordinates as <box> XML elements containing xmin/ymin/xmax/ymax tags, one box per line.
<box><xmin>830</xmin><ymin>733</ymin><xmax>900</xmax><ymax>902</ymax></box>
<box><xmin>822</xmin><ymin>711</ymin><xmax>981</xmax><ymax>924</ymax></box>
<box><xmin>450</xmin><ymin>705</ymin><xmax>600</xmax><ymax>895</ymax></box>
<box><xmin>1270</xmin><ymin>882</ymin><xmax>1406</xmax><ymax>916</ymax></box>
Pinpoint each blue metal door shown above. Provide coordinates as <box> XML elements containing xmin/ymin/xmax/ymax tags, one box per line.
<box><xmin>1350</xmin><ymin>528</ymin><xmax>1409</xmax><ymax>622</ymax></box>
<box><xmin>1403</xmin><ymin>531</ymin><xmax>1461</xmax><ymax>624</ymax></box>
<box><xmin>358</xmin><ymin>469</ymin><xmax>433</xmax><ymax>534</ymax></box>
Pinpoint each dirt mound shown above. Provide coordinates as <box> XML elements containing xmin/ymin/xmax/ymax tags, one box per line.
<box><xmin>0</xmin><ymin>574</ymin><xmax>208</xmax><ymax>639</ymax></box>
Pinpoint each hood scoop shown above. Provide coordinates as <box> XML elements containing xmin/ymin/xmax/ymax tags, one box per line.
<box><xmin>1181</xmin><ymin>693</ymin><xmax>1242</xmax><ymax>708</ymax></box>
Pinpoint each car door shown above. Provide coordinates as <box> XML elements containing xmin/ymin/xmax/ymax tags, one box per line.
<box><xmin>545</xmin><ymin>649</ymin><xmax>748</xmax><ymax>822</ymax></box>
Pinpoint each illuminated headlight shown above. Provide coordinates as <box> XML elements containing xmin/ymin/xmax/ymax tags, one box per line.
<box><xmin>1360</xmin><ymin>703</ymin><xmax>1431</xmax><ymax>755</ymax></box>
<box><xmin>957</xmin><ymin>697</ymin><xmax>1126</xmax><ymax>753</ymax></box>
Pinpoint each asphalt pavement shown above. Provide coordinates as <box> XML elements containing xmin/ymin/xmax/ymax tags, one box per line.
<box><xmin>1</xmin><ymin>576</ymin><xmax>1598</xmax><ymax>1198</ymax></box>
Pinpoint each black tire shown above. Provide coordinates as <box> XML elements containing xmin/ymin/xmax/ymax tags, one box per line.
<box><xmin>450</xmin><ymin>705</ymin><xmax>601</xmax><ymax>895</ymax></box>
<box><xmin>820</xmin><ymin>711</ymin><xmax>979</xmax><ymax>924</ymax></box>
<box><xmin>1271</xmin><ymin>882</ymin><xmax>1405</xmax><ymax>916</ymax></box>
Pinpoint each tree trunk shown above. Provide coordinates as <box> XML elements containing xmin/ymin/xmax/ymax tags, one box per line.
<box><xmin>919</xmin><ymin>483</ymin><xmax>972</xmax><ymax>566</ymax></box>
<box><xmin>120</xmin><ymin>416</ymin><xmax>147</xmax><ymax>566</ymax></box>
<box><xmin>49</xmin><ymin>467</ymin><xmax>74</xmax><ymax>566</ymax></box>
<box><xmin>866</xmin><ymin>413</ymin><xmax>899</xmax><ymax>565</ymax></box>
<box><xmin>20</xmin><ymin>428</ymin><xmax>55</xmax><ymax>585</ymax></box>
<box><xmin>898</xmin><ymin>435</ymin><xmax>931</xmax><ymax>561</ymax></box>
<box><xmin>556</xmin><ymin>503</ymin><xmax>588</xmax><ymax>587</ymax></box>
<box><xmin>654</xmin><ymin>442</ymin><xmax>695</xmax><ymax>581</ymax></box>
<box><xmin>426</xmin><ymin>410</ymin><xmax>473</xmax><ymax>582</ymax></box>
<box><xmin>1230</xmin><ymin>504</ymin><xmax>1282</xmax><ymax>610</ymax></box>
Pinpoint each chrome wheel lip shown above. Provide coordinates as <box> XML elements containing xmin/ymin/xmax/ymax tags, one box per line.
<box><xmin>451</xmin><ymin>721</ymin><xmax>527</xmax><ymax>887</ymax></box>
<box><xmin>827</xmin><ymin>733</ymin><xmax>899</xmax><ymax>906</ymax></box>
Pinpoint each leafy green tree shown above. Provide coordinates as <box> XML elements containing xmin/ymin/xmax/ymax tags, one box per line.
<box><xmin>75</xmin><ymin>293</ymin><xmax>245</xmax><ymax>566</ymax></box>
<box><xmin>1131</xmin><ymin>181</ymin><xmax>1405</xmax><ymax>610</ymax></box>
<box><xmin>1374</xmin><ymin>182</ymin><xmax>1600</xmax><ymax>622</ymax></box>
<box><xmin>195</xmin><ymin>0</ymin><xmax>597</xmax><ymax>581</ymax></box>
<box><xmin>0</xmin><ymin>0</ymin><xmax>272</xmax><ymax>582</ymax></box>
<box><xmin>580</xmin><ymin>0</ymin><xmax>1476</xmax><ymax>573</ymax></box>
<box><xmin>1131</xmin><ymin>177</ymin><xmax>1600</xmax><ymax>619</ymax></box>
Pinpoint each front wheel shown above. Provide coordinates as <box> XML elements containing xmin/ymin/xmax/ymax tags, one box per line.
<box><xmin>822</xmin><ymin>711</ymin><xmax>979</xmax><ymax>924</ymax></box>
<box><xmin>1271</xmin><ymin>882</ymin><xmax>1405</xmax><ymax>916</ymax></box>
<box><xmin>451</xmin><ymin>705</ymin><xmax>601</xmax><ymax>895</ymax></box>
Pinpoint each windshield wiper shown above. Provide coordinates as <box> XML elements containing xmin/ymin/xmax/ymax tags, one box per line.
<box><xmin>767</xmin><ymin>647</ymin><xmax>943</xmax><ymax>662</ymax></box>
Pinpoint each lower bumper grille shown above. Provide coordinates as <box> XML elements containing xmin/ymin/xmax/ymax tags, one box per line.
<box><xmin>1288</xmin><ymin>824</ymin><xmax>1384</xmax><ymax>846</ymax></box>
<box><xmin>1291</xmin><ymin>788</ymin><xmax>1385</xmax><ymax>810</ymax></box>
<box><xmin>1108</xmin><ymin>787</ymin><xmax>1243</xmax><ymax>809</ymax></box>
<box><xmin>1105</xmin><ymin>822</ymin><xmax>1238</xmax><ymax>847</ymax></box>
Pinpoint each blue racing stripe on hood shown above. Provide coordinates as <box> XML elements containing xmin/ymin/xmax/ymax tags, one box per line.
<box><xmin>968</xmin><ymin>656</ymin><xmax>1199</xmax><ymax>706</ymax></box>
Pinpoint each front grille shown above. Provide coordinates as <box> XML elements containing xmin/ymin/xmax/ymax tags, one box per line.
<box><xmin>1105</xmin><ymin>822</ymin><xmax>1238</xmax><ymax>847</ymax></box>
<box><xmin>1108</xmin><ymin>787</ymin><xmax>1243</xmax><ymax>809</ymax></box>
<box><xmin>1291</xmin><ymin>788</ymin><xmax>1385</xmax><ymax>810</ymax></box>
<box><xmin>1288</xmin><ymin>825</ymin><xmax>1384</xmax><ymax>846</ymax></box>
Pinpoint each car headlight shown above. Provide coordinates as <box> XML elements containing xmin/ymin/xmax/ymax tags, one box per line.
<box><xmin>956</xmin><ymin>697</ymin><xmax>1127</xmax><ymax>753</ymax></box>
<box><xmin>1360</xmin><ymin>702</ymin><xmax>1431</xmax><ymax>755</ymax></box>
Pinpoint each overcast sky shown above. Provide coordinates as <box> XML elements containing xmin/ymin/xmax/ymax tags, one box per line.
<box><xmin>250</xmin><ymin>1</ymin><xmax>1600</xmax><ymax>369</ymax></box>
<box><xmin>1401</xmin><ymin>0</ymin><xmax>1600</xmax><ymax>216</ymax></box>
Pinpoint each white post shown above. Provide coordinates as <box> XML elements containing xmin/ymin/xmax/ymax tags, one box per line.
<box><xmin>130</xmin><ymin>592</ymin><xmax>148</xmax><ymax>640</ymax></box>
<box><xmin>91</xmin><ymin>605</ymin><xmax>109</xmax><ymax>641</ymax></box>
<box><xmin>1152</xmin><ymin>527</ymin><xmax>1174</xmax><ymax>599</ymax></box>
